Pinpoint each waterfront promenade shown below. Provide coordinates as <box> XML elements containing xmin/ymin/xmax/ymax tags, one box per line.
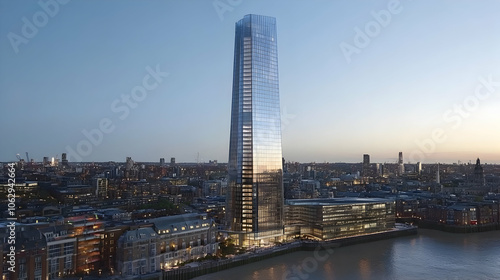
<box><xmin>161</xmin><ymin>225</ymin><xmax>417</xmax><ymax>280</ymax></box>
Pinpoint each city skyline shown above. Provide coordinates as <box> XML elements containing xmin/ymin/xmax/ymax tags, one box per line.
<box><xmin>1</xmin><ymin>1</ymin><xmax>500</xmax><ymax>164</ymax></box>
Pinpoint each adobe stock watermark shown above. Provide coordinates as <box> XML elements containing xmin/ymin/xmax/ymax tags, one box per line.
<box><xmin>213</xmin><ymin>0</ymin><xmax>243</xmax><ymax>21</ymax></box>
<box><xmin>65</xmin><ymin>65</ymin><xmax>169</xmax><ymax>161</ymax></box>
<box><xmin>409</xmin><ymin>75</ymin><xmax>500</xmax><ymax>163</ymax></box>
<box><xmin>339</xmin><ymin>0</ymin><xmax>407</xmax><ymax>64</ymax></box>
<box><xmin>282</xmin><ymin>244</ymin><xmax>335</xmax><ymax>280</ymax></box>
<box><xmin>281</xmin><ymin>106</ymin><xmax>297</xmax><ymax>131</ymax></box>
<box><xmin>7</xmin><ymin>0</ymin><xmax>70</xmax><ymax>54</ymax></box>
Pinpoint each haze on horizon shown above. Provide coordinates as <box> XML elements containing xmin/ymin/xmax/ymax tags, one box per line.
<box><xmin>1</xmin><ymin>0</ymin><xmax>500</xmax><ymax>165</ymax></box>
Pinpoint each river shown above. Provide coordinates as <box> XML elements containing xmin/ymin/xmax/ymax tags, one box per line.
<box><xmin>194</xmin><ymin>229</ymin><xmax>500</xmax><ymax>280</ymax></box>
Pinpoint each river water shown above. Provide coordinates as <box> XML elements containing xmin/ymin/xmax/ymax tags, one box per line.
<box><xmin>195</xmin><ymin>229</ymin><xmax>500</xmax><ymax>280</ymax></box>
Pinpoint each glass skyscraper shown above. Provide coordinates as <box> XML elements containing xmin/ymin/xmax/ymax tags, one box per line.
<box><xmin>227</xmin><ymin>14</ymin><xmax>284</xmax><ymax>245</ymax></box>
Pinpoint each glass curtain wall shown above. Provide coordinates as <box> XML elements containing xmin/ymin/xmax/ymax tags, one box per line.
<box><xmin>227</xmin><ymin>14</ymin><xmax>284</xmax><ymax>239</ymax></box>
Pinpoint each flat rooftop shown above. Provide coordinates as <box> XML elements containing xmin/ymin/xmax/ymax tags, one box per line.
<box><xmin>285</xmin><ymin>198</ymin><xmax>392</xmax><ymax>206</ymax></box>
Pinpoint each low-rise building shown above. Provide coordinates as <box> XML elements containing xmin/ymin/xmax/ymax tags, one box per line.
<box><xmin>116</xmin><ymin>213</ymin><xmax>218</xmax><ymax>277</ymax></box>
<box><xmin>284</xmin><ymin>198</ymin><xmax>395</xmax><ymax>240</ymax></box>
<box><xmin>116</xmin><ymin>227</ymin><xmax>157</xmax><ymax>276</ymax></box>
<box><xmin>153</xmin><ymin>214</ymin><xmax>218</xmax><ymax>269</ymax></box>
<box><xmin>1</xmin><ymin>223</ymin><xmax>47</xmax><ymax>280</ymax></box>
<box><xmin>202</xmin><ymin>180</ymin><xmax>227</xmax><ymax>197</ymax></box>
<box><xmin>446</xmin><ymin>205</ymin><xmax>477</xmax><ymax>225</ymax></box>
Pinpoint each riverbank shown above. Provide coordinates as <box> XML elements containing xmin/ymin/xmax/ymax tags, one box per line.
<box><xmin>397</xmin><ymin>218</ymin><xmax>500</xmax><ymax>233</ymax></box>
<box><xmin>195</xmin><ymin>229</ymin><xmax>500</xmax><ymax>280</ymax></box>
<box><xmin>161</xmin><ymin>226</ymin><xmax>417</xmax><ymax>280</ymax></box>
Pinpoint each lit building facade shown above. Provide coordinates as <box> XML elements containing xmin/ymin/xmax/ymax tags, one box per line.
<box><xmin>39</xmin><ymin>225</ymin><xmax>77</xmax><ymax>279</ymax></box>
<box><xmin>284</xmin><ymin>198</ymin><xmax>395</xmax><ymax>240</ymax></box>
<box><xmin>227</xmin><ymin>14</ymin><xmax>284</xmax><ymax>246</ymax></box>
<box><xmin>153</xmin><ymin>214</ymin><xmax>217</xmax><ymax>269</ymax></box>
<box><xmin>116</xmin><ymin>214</ymin><xmax>217</xmax><ymax>277</ymax></box>
<box><xmin>66</xmin><ymin>215</ymin><xmax>104</xmax><ymax>274</ymax></box>
<box><xmin>94</xmin><ymin>177</ymin><xmax>108</xmax><ymax>198</ymax></box>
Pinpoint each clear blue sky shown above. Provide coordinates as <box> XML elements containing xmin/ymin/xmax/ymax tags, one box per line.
<box><xmin>1</xmin><ymin>0</ymin><xmax>500</xmax><ymax>164</ymax></box>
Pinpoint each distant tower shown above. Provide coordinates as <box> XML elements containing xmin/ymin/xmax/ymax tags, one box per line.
<box><xmin>126</xmin><ymin>157</ymin><xmax>134</xmax><ymax>170</ymax></box>
<box><xmin>436</xmin><ymin>164</ymin><xmax>440</xmax><ymax>184</ymax></box>
<box><xmin>398</xmin><ymin>152</ymin><xmax>404</xmax><ymax>175</ymax></box>
<box><xmin>170</xmin><ymin>157</ymin><xmax>176</xmax><ymax>164</ymax></box>
<box><xmin>363</xmin><ymin>154</ymin><xmax>370</xmax><ymax>165</ymax></box>
<box><xmin>362</xmin><ymin>154</ymin><xmax>370</xmax><ymax>177</ymax></box>
<box><xmin>61</xmin><ymin>152</ymin><xmax>69</xmax><ymax>167</ymax></box>
<box><xmin>474</xmin><ymin>158</ymin><xmax>485</xmax><ymax>186</ymax></box>
<box><xmin>160</xmin><ymin>158</ymin><xmax>165</xmax><ymax>165</ymax></box>
<box><xmin>416</xmin><ymin>162</ymin><xmax>422</xmax><ymax>175</ymax></box>
<box><xmin>436</xmin><ymin>163</ymin><xmax>443</xmax><ymax>193</ymax></box>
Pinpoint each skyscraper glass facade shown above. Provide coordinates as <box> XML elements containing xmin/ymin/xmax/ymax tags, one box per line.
<box><xmin>227</xmin><ymin>14</ymin><xmax>284</xmax><ymax>243</ymax></box>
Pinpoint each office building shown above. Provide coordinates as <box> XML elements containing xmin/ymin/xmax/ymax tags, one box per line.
<box><xmin>284</xmin><ymin>198</ymin><xmax>395</xmax><ymax>240</ymax></box>
<box><xmin>227</xmin><ymin>14</ymin><xmax>284</xmax><ymax>246</ymax></box>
